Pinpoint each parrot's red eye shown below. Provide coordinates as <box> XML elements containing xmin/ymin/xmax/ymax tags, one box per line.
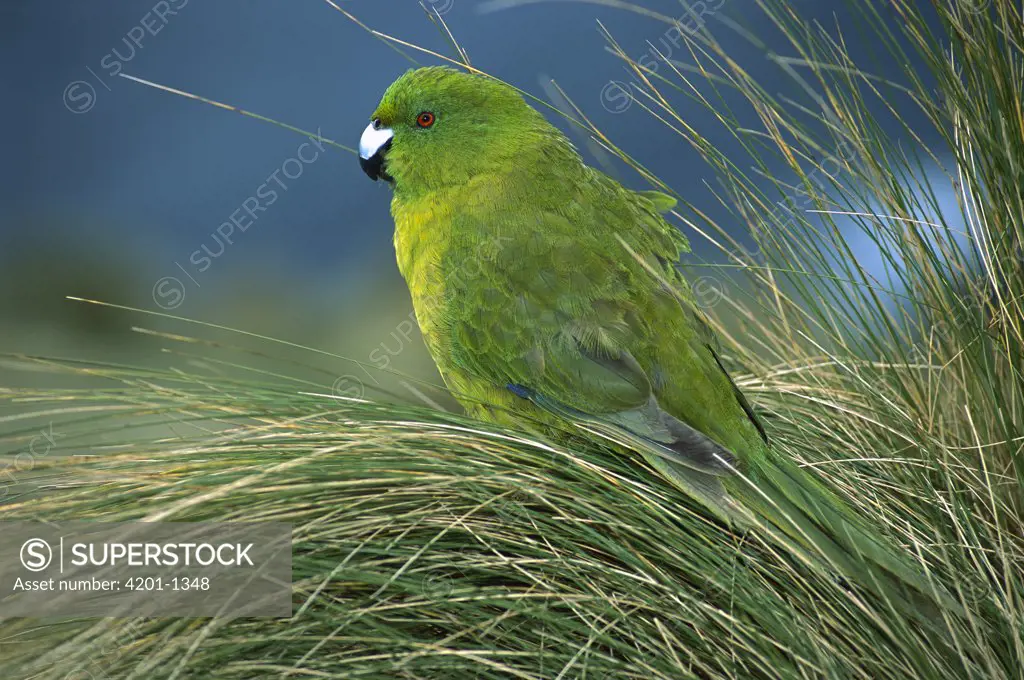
<box><xmin>416</xmin><ymin>111</ymin><xmax>436</xmax><ymax>128</ymax></box>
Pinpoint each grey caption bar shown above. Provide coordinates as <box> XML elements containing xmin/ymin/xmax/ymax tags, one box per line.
<box><xmin>1</xmin><ymin>521</ymin><xmax>291</xmax><ymax>618</ymax></box>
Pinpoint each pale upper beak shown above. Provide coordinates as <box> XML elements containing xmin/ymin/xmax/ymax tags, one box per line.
<box><xmin>359</xmin><ymin>120</ymin><xmax>394</xmax><ymax>182</ymax></box>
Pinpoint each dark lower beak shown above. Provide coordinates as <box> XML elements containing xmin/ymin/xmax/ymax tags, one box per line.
<box><xmin>359</xmin><ymin>139</ymin><xmax>392</xmax><ymax>182</ymax></box>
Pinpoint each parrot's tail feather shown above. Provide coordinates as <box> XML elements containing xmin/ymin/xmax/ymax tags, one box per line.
<box><xmin>734</xmin><ymin>456</ymin><xmax>966</xmax><ymax>622</ymax></box>
<box><xmin>640</xmin><ymin>451</ymin><xmax>731</xmax><ymax>522</ymax></box>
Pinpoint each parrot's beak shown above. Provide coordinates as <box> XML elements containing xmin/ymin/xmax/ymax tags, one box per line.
<box><xmin>359</xmin><ymin>120</ymin><xmax>394</xmax><ymax>182</ymax></box>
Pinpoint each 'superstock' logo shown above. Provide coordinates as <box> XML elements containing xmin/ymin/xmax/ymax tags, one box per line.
<box><xmin>19</xmin><ymin>538</ymin><xmax>53</xmax><ymax>572</ymax></box>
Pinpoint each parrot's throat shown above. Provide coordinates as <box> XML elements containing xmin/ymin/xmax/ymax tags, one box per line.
<box><xmin>391</xmin><ymin>176</ymin><xmax>516</xmax><ymax>332</ymax></box>
<box><xmin>391</xmin><ymin>189</ymin><xmax>457</xmax><ymax>306</ymax></box>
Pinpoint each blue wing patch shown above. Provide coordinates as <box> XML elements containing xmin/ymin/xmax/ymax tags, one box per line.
<box><xmin>506</xmin><ymin>383</ymin><xmax>533</xmax><ymax>399</ymax></box>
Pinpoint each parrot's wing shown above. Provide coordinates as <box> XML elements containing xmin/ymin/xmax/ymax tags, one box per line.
<box><xmin>503</xmin><ymin>334</ymin><xmax>737</xmax><ymax>477</ymax></box>
<box><xmin>682</xmin><ymin>298</ymin><xmax>769</xmax><ymax>444</ymax></box>
<box><xmin>498</xmin><ymin>335</ymin><xmax>737</xmax><ymax>515</ymax></box>
<box><xmin>497</xmin><ymin>335</ymin><xmax>733</xmax><ymax>516</ymax></box>
<box><xmin>706</xmin><ymin>344</ymin><xmax>768</xmax><ymax>444</ymax></box>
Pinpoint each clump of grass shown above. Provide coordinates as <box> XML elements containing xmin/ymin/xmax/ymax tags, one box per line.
<box><xmin>1</xmin><ymin>0</ymin><xmax>1022</xmax><ymax>677</ymax></box>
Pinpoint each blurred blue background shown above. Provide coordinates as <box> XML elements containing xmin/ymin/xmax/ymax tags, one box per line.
<box><xmin>1</xmin><ymin>0</ymin><xmax>947</xmax><ymax>390</ymax></box>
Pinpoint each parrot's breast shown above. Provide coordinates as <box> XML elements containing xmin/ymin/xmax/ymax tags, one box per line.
<box><xmin>390</xmin><ymin>182</ymin><xmax>545</xmax><ymax>425</ymax></box>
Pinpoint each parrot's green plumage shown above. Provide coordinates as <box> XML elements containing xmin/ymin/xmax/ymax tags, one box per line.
<box><xmin>358</xmin><ymin>66</ymin><xmax>960</xmax><ymax>619</ymax></box>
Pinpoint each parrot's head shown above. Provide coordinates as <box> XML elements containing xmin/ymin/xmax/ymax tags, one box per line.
<box><xmin>359</xmin><ymin>67</ymin><xmax>560</xmax><ymax>193</ymax></box>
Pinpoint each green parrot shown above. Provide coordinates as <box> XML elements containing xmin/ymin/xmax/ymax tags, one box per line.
<box><xmin>358</xmin><ymin>66</ymin><xmax>959</xmax><ymax>618</ymax></box>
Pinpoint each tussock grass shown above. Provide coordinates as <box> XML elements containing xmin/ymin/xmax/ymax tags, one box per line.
<box><xmin>1</xmin><ymin>0</ymin><xmax>1022</xmax><ymax>677</ymax></box>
